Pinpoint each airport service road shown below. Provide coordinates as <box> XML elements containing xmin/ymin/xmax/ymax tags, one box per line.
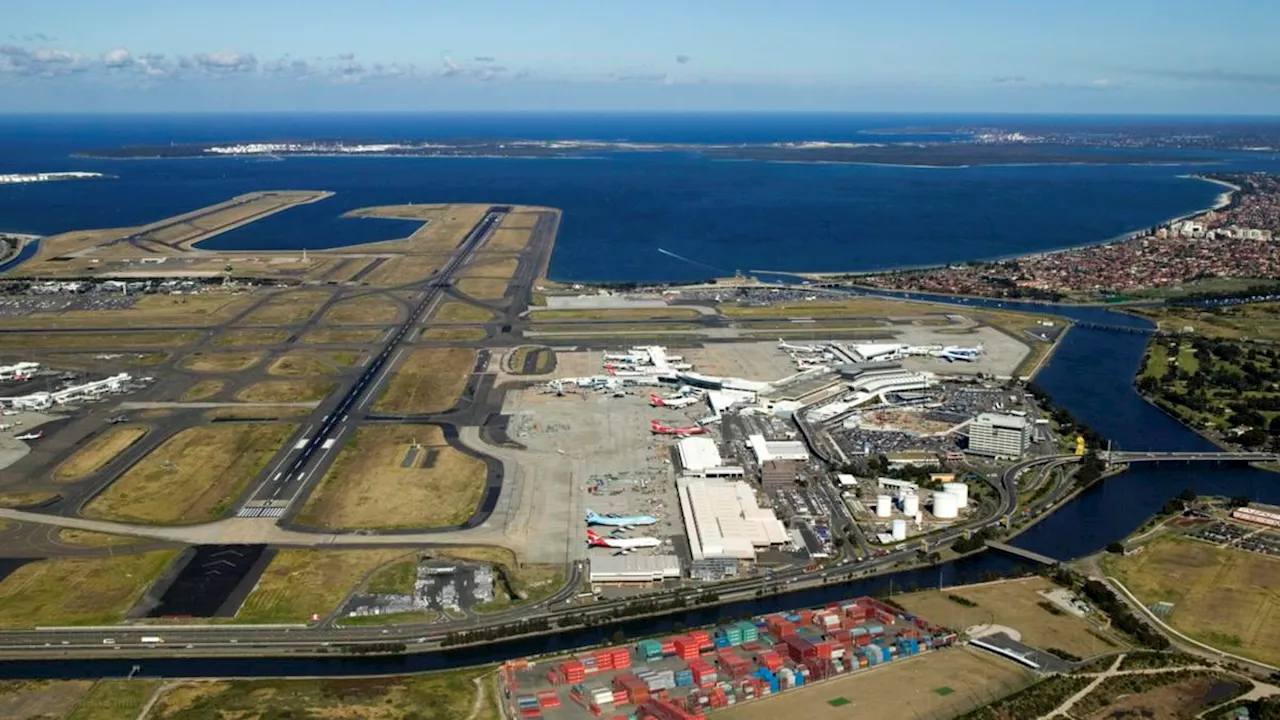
<box><xmin>236</xmin><ymin>209</ymin><xmax>509</xmax><ymax>519</ymax></box>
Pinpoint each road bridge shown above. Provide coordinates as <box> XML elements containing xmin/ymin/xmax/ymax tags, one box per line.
<box><xmin>986</xmin><ymin>541</ymin><xmax>1059</xmax><ymax>566</ymax></box>
<box><xmin>1108</xmin><ymin>451</ymin><xmax>1279</xmax><ymax>464</ymax></box>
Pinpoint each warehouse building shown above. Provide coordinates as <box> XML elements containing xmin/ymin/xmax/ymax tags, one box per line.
<box><xmin>589</xmin><ymin>555</ymin><xmax>682</xmax><ymax>584</ymax></box>
<box><xmin>677</xmin><ymin>477</ymin><xmax>789</xmax><ymax>561</ymax></box>
<box><xmin>747</xmin><ymin>434</ymin><xmax>810</xmax><ymax>464</ymax></box>
<box><xmin>760</xmin><ymin>459</ymin><xmax>803</xmax><ymax>488</ymax></box>
<box><xmin>676</xmin><ymin>436</ymin><xmax>723</xmax><ymax>474</ymax></box>
<box><xmin>968</xmin><ymin>412</ymin><xmax>1032</xmax><ymax>459</ymax></box>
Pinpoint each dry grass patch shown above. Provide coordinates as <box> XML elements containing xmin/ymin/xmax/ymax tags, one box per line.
<box><xmin>52</xmin><ymin>425</ymin><xmax>149</xmax><ymax>483</ymax></box>
<box><xmin>211</xmin><ymin>328</ymin><xmax>289</xmax><ymax>346</ymax></box>
<box><xmin>297</xmin><ymin>425</ymin><xmax>487</xmax><ymax>530</ymax></box>
<box><xmin>0</xmin><ymin>491</ymin><xmax>59</xmax><ymax>508</ymax></box>
<box><xmin>180</xmin><ymin>379</ymin><xmax>225</xmax><ymax>401</ymax></box>
<box><xmin>0</xmin><ymin>332</ymin><xmax>199</xmax><ymax>350</ymax></box>
<box><xmin>82</xmin><ymin>424</ymin><xmax>296</xmax><ymax>525</ymax></box>
<box><xmin>531</xmin><ymin>307</ymin><xmax>703</xmax><ymax>321</ymax></box>
<box><xmin>723</xmin><ymin>647</ymin><xmax>1034</xmax><ymax>720</ymax></box>
<box><xmin>0</xmin><ymin>294</ymin><xmax>251</xmax><ymax>329</ymax></box>
<box><xmin>235</xmin><ymin>379</ymin><xmax>335</xmax><ymax>403</ymax></box>
<box><xmin>484</xmin><ymin>227</ymin><xmax>534</xmax><ymax>251</ymax></box>
<box><xmin>66</xmin><ymin>678</ymin><xmax>161</xmax><ymax>720</ymax></box>
<box><xmin>55</xmin><ymin>529</ymin><xmax>141</xmax><ymax>548</ymax></box>
<box><xmin>300</xmin><ymin>328</ymin><xmax>384</xmax><ymax>344</ymax></box>
<box><xmin>895</xmin><ymin>576</ymin><xmax>1124</xmax><ymax>658</ymax></box>
<box><xmin>178</xmin><ymin>351</ymin><xmax>263</xmax><ymax>373</ymax></box>
<box><xmin>1103</xmin><ymin>535</ymin><xmax>1280</xmax><ymax>667</ymax></box>
<box><xmin>374</xmin><ymin>347</ymin><xmax>476</xmax><ymax>414</ymax></box>
<box><xmin>324</xmin><ymin>295</ymin><xmax>402</xmax><ymax>324</ymax></box>
<box><xmin>0</xmin><ymin>680</ymin><xmax>94</xmax><ymax>719</ymax></box>
<box><xmin>455</xmin><ymin>277</ymin><xmax>510</xmax><ymax>300</ymax></box>
<box><xmin>462</xmin><ymin>254</ymin><xmax>520</xmax><ymax>279</ymax></box>
<box><xmin>347</xmin><ymin>203</ymin><xmax>489</xmax><ymax>253</ymax></box>
<box><xmin>239</xmin><ymin>291</ymin><xmax>331</xmax><ymax>325</ymax></box>
<box><xmin>203</xmin><ymin>406</ymin><xmax>313</xmax><ymax>421</ymax></box>
<box><xmin>365</xmin><ymin>254</ymin><xmax>450</xmax><ymax>286</ymax></box>
<box><xmin>435</xmin><ymin>301</ymin><xmax>496</xmax><ymax>323</ymax></box>
<box><xmin>235</xmin><ymin>549</ymin><xmax>411</xmax><ymax>624</ymax></box>
<box><xmin>422</xmin><ymin>327</ymin><xmax>487</xmax><ymax>341</ymax></box>
<box><xmin>266</xmin><ymin>354</ymin><xmax>340</xmax><ymax>377</ymax></box>
<box><xmin>0</xmin><ymin>551</ymin><xmax>178</xmax><ymax>628</ymax></box>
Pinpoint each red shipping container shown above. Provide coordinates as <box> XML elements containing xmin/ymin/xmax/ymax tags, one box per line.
<box><xmin>814</xmin><ymin>641</ymin><xmax>833</xmax><ymax>659</ymax></box>
<box><xmin>798</xmin><ymin>609</ymin><xmax>813</xmax><ymax>624</ymax></box>
<box><xmin>672</xmin><ymin>637</ymin><xmax>700</xmax><ymax>660</ymax></box>
<box><xmin>660</xmin><ymin>640</ymin><xmax>677</xmax><ymax>656</ymax></box>
<box><xmin>855</xmin><ymin>634</ymin><xmax>871</xmax><ymax>647</ymax></box>
<box><xmin>613</xmin><ymin>689</ymin><xmax>630</xmax><ymax>705</ymax></box>
<box><xmin>520</xmin><ymin>708</ymin><xmax>542</xmax><ymax>719</ymax></box>
<box><xmin>593</xmin><ymin>653</ymin><xmax>615</xmax><ymax>672</ymax></box>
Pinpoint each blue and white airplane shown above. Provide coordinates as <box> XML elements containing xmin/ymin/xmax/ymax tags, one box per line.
<box><xmin>585</xmin><ymin>509</ymin><xmax>658</xmax><ymax>529</ymax></box>
<box><xmin>938</xmin><ymin>344</ymin><xmax>983</xmax><ymax>362</ymax></box>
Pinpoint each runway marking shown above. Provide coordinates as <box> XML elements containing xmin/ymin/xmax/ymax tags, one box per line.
<box><xmin>293</xmin><ymin>438</ymin><xmax>308</xmax><ymax>450</ymax></box>
<box><xmin>322</xmin><ymin>438</ymin><xmax>335</xmax><ymax>450</ymax></box>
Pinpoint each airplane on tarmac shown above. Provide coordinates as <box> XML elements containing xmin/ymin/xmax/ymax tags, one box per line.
<box><xmin>0</xmin><ymin>424</ymin><xmax>13</xmax><ymax>431</ymax></box>
<box><xmin>586</xmin><ymin>529</ymin><xmax>661</xmax><ymax>554</ymax></box>
<box><xmin>585</xmin><ymin>509</ymin><xmax>658</xmax><ymax>529</ymax></box>
<box><xmin>604</xmin><ymin>364</ymin><xmax>648</xmax><ymax>378</ymax></box>
<box><xmin>936</xmin><ymin>344</ymin><xmax>983</xmax><ymax>362</ymax></box>
<box><xmin>649</xmin><ymin>393</ymin><xmax>700</xmax><ymax>408</ymax></box>
<box><xmin>650</xmin><ymin>420</ymin><xmax>706</xmax><ymax>436</ymax></box>
<box><xmin>778</xmin><ymin>338</ymin><xmax>822</xmax><ymax>353</ymax></box>
<box><xmin>15</xmin><ymin>431</ymin><xmax>43</xmax><ymax>441</ymax></box>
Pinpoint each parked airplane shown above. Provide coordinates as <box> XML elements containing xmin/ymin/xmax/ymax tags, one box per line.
<box><xmin>585</xmin><ymin>509</ymin><xmax>658</xmax><ymax>529</ymax></box>
<box><xmin>937</xmin><ymin>344</ymin><xmax>983</xmax><ymax>362</ymax></box>
<box><xmin>0</xmin><ymin>424</ymin><xmax>12</xmax><ymax>431</ymax></box>
<box><xmin>649</xmin><ymin>393</ymin><xmax>700</xmax><ymax>408</ymax></box>
<box><xmin>586</xmin><ymin>529</ymin><xmax>661</xmax><ymax>554</ymax></box>
<box><xmin>15</xmin><ymin>431</ymin><xmax>43</xmax><ymax>441</ymax></box>
<box><xmin>604</xmin><ymin>364</ymin><xmax>648</xmax><ymax>378</ymax></box>
<box><xmin>778</xmin><ymin>338</ymin><xmax>822</xmax><ymax>353</ymax></box>
<box><xmin>650</xmin><ymin>420</ymin><xmax>706</xmax><ymax>436</ymax></box>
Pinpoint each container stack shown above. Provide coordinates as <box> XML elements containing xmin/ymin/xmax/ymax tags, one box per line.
<box><xmin>516</xmin><ymin>695</ymin><xmax>541</xmax><ymax>719</ymax></box>
<box><xmin>614</xmin><ymin>674</ymin><xmax>650</xmax><ymax>705</ymax></box>
<box><xmin>561</xmin><ymin>659</ymin><xmax>586</xmax><ymax>685</ymax></box>
<box><xmin>688</xmin><ymin>658</ymin><xmax>718</xmax><ymax>688</ymax></box>
<box><xmin>716</xmin><ymin>649</ymin><xmax>751</xmax><ymax>678</ymax></box>
<box><xmin>672</xmin><ymin>636</ymin><xmax>700</xmax><ymax>661</ymax></box>
<box><xmin>637</xmin><ymin>639</ymin><xmax>663</xmax><ymax>662</ymax></box>
<box><xmin>674</xmin><ymin>668</ymin><xmax>694</xmax><ymax>687</ymax></box>
<box><xmin>535</xmin><ymin>690</ymin><xmax>560</xmax><ymax>709</ymax></box>
<box><xmin>688</xmin><ymin>629</ymin><xmax>713</xmax><ymax>652</ymax></box>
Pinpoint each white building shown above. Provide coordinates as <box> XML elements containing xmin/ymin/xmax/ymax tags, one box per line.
<box><xmin>589</xmin><ymin>555</ymin><xmax>682</xmax><ymax>583</ymax></box>
<box><xmin>968</xmin><ymin>413</ymin><xmax>1032</xmax><ymax>459</ymax></box>
<box><xmin>677</xmin><ymin>436</ymin><xmax>723</xmax><ymax>473</ymax></box>
<box><xmin>747</xmin><ymin>434</ymin><xmax>810</xmax><ymax>464</ymax></box>
<box><xmin>677</xmin><ymin>478</ymin><xmax>789</xmax><ymax>561</ymax></box>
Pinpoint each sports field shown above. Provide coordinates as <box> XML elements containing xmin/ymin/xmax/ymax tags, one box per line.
<box><xmin>1104</xmin><ymin>535</ymin><xmax>1280</xmax><ymax>667</ymax></box>
<box><xmin>894</xmin><ymin>577</ymin><xmax>1124</xmax><ymax>658</ymax></box>
<box><xmin>296</xmin><ymin>425</ymin><xmax>487</xmax><ymax>530</ymax></box>
<box><xmin>723</xmin><ymin>647</ymin><xmax>1034</xmax><ymax>720</ymax></box>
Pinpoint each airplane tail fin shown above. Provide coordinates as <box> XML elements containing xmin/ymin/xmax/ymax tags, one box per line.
<box><xmin>585</xmin><ymin>509</ymin><xmax>598</xmax><ymax>522</ymax></box>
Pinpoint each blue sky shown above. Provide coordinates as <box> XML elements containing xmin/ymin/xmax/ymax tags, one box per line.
<box><xmin>4</xmin><ymin>0</ymin><xmax>1280</xmax><ymax>113</ymax></box>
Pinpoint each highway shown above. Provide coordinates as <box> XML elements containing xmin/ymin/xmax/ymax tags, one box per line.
<box><xmin>238</xmin><ymin>208</ymin><xmax>509</xmax><ymax>518</ymax></box>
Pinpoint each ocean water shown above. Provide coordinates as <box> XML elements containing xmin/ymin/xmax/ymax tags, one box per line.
<box><xmin>1</xmin><ymin>113</ymin><xmax>1278</xmax><ymax>283</ymax></box>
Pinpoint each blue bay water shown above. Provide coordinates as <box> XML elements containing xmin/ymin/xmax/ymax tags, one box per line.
<box><xmin>3</xmin><ymin>113</ymin><xmax>1278</xmax><ymax>283</ymax></box>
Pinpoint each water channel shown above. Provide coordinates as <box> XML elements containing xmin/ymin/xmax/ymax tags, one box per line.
<box><xmin>3</xmin><ymin>295</ymin><xmax>1277</xmax><ymax>679</ymax></box>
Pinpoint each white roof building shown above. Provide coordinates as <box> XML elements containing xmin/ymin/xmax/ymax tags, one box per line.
<box><xmin>589</xmin><ymin>555</ymin><xmax>682</xmax><ymax>583</ymax></box>
<box><xmin>677</xmin><ymin>436</ymin><xmax>723</xmax><ymax>473</ymax></box>
<box><xmin>677</xmin><ymin>478</ymin><xmax>788</xmax><ymax>561</ymax></box>
<box><xmin>747</xmin><ymin>434</ymin><xmax>810</xmax><ymax>464</ymax></box>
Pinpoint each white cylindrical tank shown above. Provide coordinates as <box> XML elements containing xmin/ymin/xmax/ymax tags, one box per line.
<box><xmin>891</xmin><ymin>519</ymin><xmax>907</xmax><ymax>541</ymax></box>
<box><xmin>933</xmin><ymin>490</ymin><xmax>959</xmax><ymax>519</ymax></box>
<box><xmin>942</xmin><ymin>482</ymin><xmax>969</xmax><ymax>509</ymax></box>
<box><xmin>876</xmin><ymin>495</ymin><xmax>892</xmax><ymax>518</ymax></box>
<box><xmin>902</xmin><ymin>494</ymin><xmax>920</xmax><ymax>516</ymax></box>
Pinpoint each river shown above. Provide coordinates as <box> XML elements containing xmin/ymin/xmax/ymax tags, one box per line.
<box><xmin>2</xmin><ymin>296</ymin><xmax>1277</xmax><ymax>680</ymax></box>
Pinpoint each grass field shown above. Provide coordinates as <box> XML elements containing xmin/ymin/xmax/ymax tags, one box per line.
<box><xmin>530</xmin><ymin>307</ymin><xmax>704</xmax><ymax>321</ymax></box>
<box><xmin>455</xmin><ymin>277</ymin><xmax>510</xmax><ymax>300</ymax></box>
<box><xmin>1131</xmin><ymin>301</ymin><xmax>1280</xmax><ymax>341</ymax></box>
<box><xmin>484</xmin><ymin>226</ymin><xmax>535</xmax><ymax>251</ymax></box>
<box><xmin>0</xmin><ymin>680</ymin><xmax>94</xmax><ymax>719</ymax></box>
<box><xmin>0</xmin><ymin>293</ymin><xmax>251</xmax><ymax>329</ymax></box>
<box><xmin>180</xmin><ymin>379</ymin><xmax>224</xmax><ymax>401</ymax></box>
<box><xmin>239</xmin><ymin>291</ymin><xmax>331</xmax><ymax>325</ymax></box>
<box><xmin>347</xmin><ymin>203</ymin><xmax>488</xmax><ymax>252</ymax></box>
<box><xmin>723</xmin><ymin>647</ymin><xmax>1035</xmax><ymax>720</ymax></box>
<box><xmin>366</xmin><ymin>254</ymin><xmax>449</xmax><ymax>286</ymax></box>
<box><xmin>0</xmin><ymin>491</ymin><xmax>59</xmax><ymax>508</ymax></box>
<box><xmin>364</xmin><ymin>555</ymin><xmax>419</xmax><ymax>594</ymax></box>
<box><xmin>55</xmin><ymin>529</ymin><xmax>141</xmax><ymax>548</ymax></box>
<box><xmin>422</xmin><ymin>327</ymin><xmax>487</xmax><ymax>341</ymax></box>
<box><xmin>435</xmin><ymin>301</ymin><xmax>496</xmax><ymax>323</ymax></box>
<box><xmin>83</xmin><ymin>424</ymin><xmax>296</xmax><ymax>525</ymax></box>
<box><xmin>235</xmin><ymin>550</ymin><xmax>412</xmax><ymax>624</ymax></box>
<box><xmin>0</xmin><ymin>332</ymin><xmax>200</xmax><ymax>350</ymax></box>
<box><xmin>147</xmin><ymin>667</ymin><xmax>498</xmax><ymax>720</ymax></box>
<box><xmin>894</xmin><ymin>577</ymin><xmax>1124</xmax><ymax>658</ymax></box>
<box><xmin>234</xmin><ymin>379</ymin><xmax>336</xmax><ymax>403</ymax></box>
<box><xmin>67</xmin><ymin>679</ymin><xmax>160</xmax><ymax>720</ymax></box>
<box><xmin>296</xmin><ymin>425</ymin><xmax>487</xmax><ymax>529</ymax></box>
<box><xmin>178</xmin><ymin>351</ymin><xmax>263</xmax><ymax>373</ymax></box>
<box><xmin>210</xmin><ymin>328</ymin><xmax>290</xmax><ymax>346</ymax></box>
<box><xmin>323</xmin><ymin>295</ymin><xmax>402</xmax><ymax>324</ymax></box>
<box><xmin>373</xmin><ymin>347</ymin><xmax>476</xmax><ymax>414</ymax></box>
<box><xmin>266</xmin><ymin>354</ymin><xmax>341</xmax><ymax>376</ymax></box>
<box><xmin>53</xmin><ymin>425</ymin><xmax>148</xmax><ymax>483</ymax></box>
<box><xmin>300</xmin><ymin>328</ymin><xmax>385</xmax><ymax>344</ymax></box>
<box><xmin>508</xmin><ymin>346</ymin><xmax>554</xmax><ymax>374</ymax></box>
<box><xmin>462</xmin><ymin>254</ymin><xmax>520</xmax><ymax>279</ymax></box>
<box><xmin>1103</xmin><ymin>535</ymin><xmax>1280</xmax><ymax>667</ymax></box>
<box><xmin>0</xmin><ymin>551</ymin><xmax>177</xmax><ymax>628</ymax></box>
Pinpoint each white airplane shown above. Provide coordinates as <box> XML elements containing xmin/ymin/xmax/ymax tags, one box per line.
<box><xmin>650</xmin><ymin>393</ymin><xmax>700</xmax><ymax>408</ymax></box>
<box><xmin>0</xmin><ymin>423</ymin><xmax>12</xmax><ymax>431</ymax></box>
<box><xmin>587</xmin><ymin>529</ymin><xmax>661</xmax><ymax>554</ymax></box>
<box><xmin>15</xmin><ymin>431</ymin><xmax>43</xmax><ymax>441</ymax></box>
<box><xmin>779</xmin><ymin>338</ymin><xmax>822</xmax><ymax>353</ymax></box>
<box><xmin>937</xmin><ymin>344</ymin><xmax>983</xmax><ymax>362</ymax></box>
<box><xmin>586</xmin><ymin>509</ymin><xmax>658</xmax><ymax>529</ymax></box>
<box><xmin>604</xmin><ymin>364</ymin><xmax>648</xmax><ymax>378</ymax></box>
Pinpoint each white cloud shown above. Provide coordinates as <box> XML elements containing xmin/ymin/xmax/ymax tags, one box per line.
<box><xmin>102</xmin><ymin>48</ymin><xmax>132</xmax><ymax>68</ymax></box>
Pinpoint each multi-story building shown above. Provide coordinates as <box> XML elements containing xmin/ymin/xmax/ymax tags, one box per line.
<box><xmin>968</xmin><ymin>413</ymin><xmax>1032</xmax><ymax>459</ymax></box>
